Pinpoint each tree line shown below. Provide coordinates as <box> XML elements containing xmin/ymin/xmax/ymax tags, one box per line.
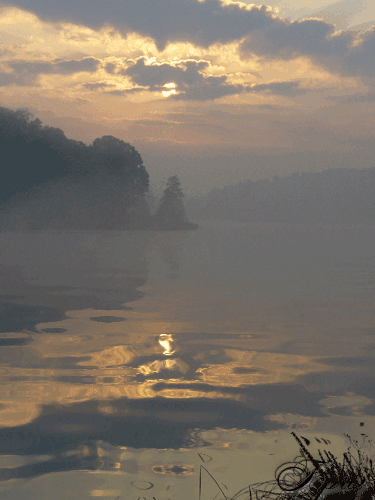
<box><xmin>186</xmin><ymin>168</ymin><xmax>375</xmax><ymax>223</ymax></box>
<box><xmin>0</xmin><ymin>106</ymin><xmax>197</xmax><ymax>230</ymax></box>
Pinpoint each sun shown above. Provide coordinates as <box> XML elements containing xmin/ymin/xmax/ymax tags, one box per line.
<box><xmin>162</xmin><ymin>82</ymin><xmax>177</xmax><ymax>97</ymax></box>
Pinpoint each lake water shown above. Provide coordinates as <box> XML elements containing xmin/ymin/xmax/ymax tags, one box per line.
<box><xmin>0</xmin><ymin>221</ymin><xmax>375</xmax><ymax>500</ymax></box>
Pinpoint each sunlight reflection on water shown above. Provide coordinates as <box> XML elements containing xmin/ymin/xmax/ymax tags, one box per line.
<box><xmin>159</xmin><ymin>333</ymin><xmax>176</xmax><ymax>355</ymax></box>
<box><xmin>0</xmin><ymin>222</ymin><xmax>375</xmax><ymax>498</ymax></box>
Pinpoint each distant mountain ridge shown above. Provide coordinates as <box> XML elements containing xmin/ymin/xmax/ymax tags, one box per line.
<box><xmin>186</xmin><ymin>167</ymin><xmax>375</xmax><ymax>223</ymax></box>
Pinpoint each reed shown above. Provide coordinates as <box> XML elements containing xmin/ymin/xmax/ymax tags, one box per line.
<box><xmin>199</xmin><ymin>432</ymin><xmax>375</xmax><ymax>500</ymax></box>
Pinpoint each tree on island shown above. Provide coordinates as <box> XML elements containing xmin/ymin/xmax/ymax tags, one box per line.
<box><xmin>154</xmin><ymin>175</ymin><xmax>198</xmax><ymax>230</ymax></box>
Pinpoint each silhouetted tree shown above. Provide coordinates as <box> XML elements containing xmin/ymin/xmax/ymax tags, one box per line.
<box><xmin>0</xmin><ymin>106</ymin><xmax>151</xmax><ymax>229</ymax></box>
<box><xmin>155</xmin><ymin>175</ymin><xmax>188</xmax><ymax>229</ymax></box>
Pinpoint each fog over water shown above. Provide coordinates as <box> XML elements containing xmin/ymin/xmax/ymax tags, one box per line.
<box><xmin>0</xmin><ymin>221</ymin><xmax>375</xmax><ymax>499</ymax></box>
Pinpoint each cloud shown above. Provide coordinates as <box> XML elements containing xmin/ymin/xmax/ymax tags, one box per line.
<box><xmin>122</xmin><ymin>58</ymin><xmax>312</xmax><ymax>100</ymax></box>
<box><xmin>105</xmin><ymin>62</ymin><xmax>116</xmax><ymax>74</ymax></box>
<box><xmin>240</xmin><ymin>18</ymin><xmax>354</xmax><ymax>62</ymax></box>
<box><xmin>105</xmin><ymin>88</ymin><xmax>147</xmax><ymax>95</ymax></box>
<box><xmin>2</xmin><ymin>57</ymin><xmax>101</xmax><ymax>86</ymax></box>
<box><xmin>54</xmin><ymin>57</ymin><xmax>100</xmax><ymax>74</ymax></box>
<box><xmin>344</xmin><ymin>27</ymin><xmax>375</xmax><ymax>78</ymax></box>
<box><xmin>83</xmin><ymin>82</ymin><xmax>114</xmax><ymax>90</ymax></box>
<box><xmin>170</xmin><ymin>79</ymin><xmax>244</xmax><ymax>101</ymax></box>
<box><xmin>123</xmin><ymin>57</ymin><xmax>244</xmax><ymax>101</ymax></box>
<box><xmin>4</xmin><ymin>0</ymin><xmax>375</xmax><ymax>80</ymax></box>
<box><xmin>0</xmin><ymin>71</ymin><xmax>19</xmax><ymax>86</ymax></box>
<box><xmin>240</xmin><ymin>19</ymin><xmax>375</xmax><ymax>79</ymax></box>
<box><xmin>327</xmin><ymin>91</ymin><xmax>375</xmax><ymax>103</ymax></box>
<box><xmin>122</xmin><ymin>58</ymin><xmax>209</xmax><ymax>89</ymax></box>
<box><xmin>0</xmin><ymin>0</ymin><xmax>277</xmax><ymax>51</ymax></box>
<box><xmin>9</xmin><ymin>57</ymin><xmax>100</xmax><ymax>76</ymax></box>
<box><xmin>247</xmin><ymin>81</ymin><xmax>308</xmax><ymax>97</ymax></box>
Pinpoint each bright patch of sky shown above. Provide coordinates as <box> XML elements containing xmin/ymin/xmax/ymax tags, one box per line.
<box><xmin>0</xmin><ymin>0</ymin><xmax>375</xmax><ymax>193</ymax></box>
<box><xmin>257</xmin><ymin>0</ymin><xmax>374</xmax><ymax>27</ymax></box>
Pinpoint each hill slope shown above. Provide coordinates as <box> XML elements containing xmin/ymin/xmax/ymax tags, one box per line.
<box><xmin>0</xmin><ymin>107</ymin><xmax>150</xmax><ymax>229</ymax></box>
<box><xmin>186</xmin><ymin>167</ymin><xmax>375</xmax><ymax>223</ymax></box>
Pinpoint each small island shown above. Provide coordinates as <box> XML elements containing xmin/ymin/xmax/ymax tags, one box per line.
<box><xmin>152</xmin><ymin>175</ymin><xmax>199</xmax><ymax>231</ymax></box>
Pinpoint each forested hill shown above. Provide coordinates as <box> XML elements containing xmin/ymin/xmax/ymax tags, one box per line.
<box><xmin>186</xmin><ymin>168</ymin><xmax>375</xmax><ymax>223</ymax></box>
<box><xmin>0</xmin><ymin>106</ymin><xmax>150</xmax><ymax>229</ymax></box>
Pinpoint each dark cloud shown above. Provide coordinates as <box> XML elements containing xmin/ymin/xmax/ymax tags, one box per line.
<box><xmin>106</xmin><ymin>87</ymin><xmax>147</xmax><ymax>96</ymax></box>
<box><xmin>122</xmin><ymin>58</ymin><xmax>209</xmax><ymax>89</ymax></box>
<box><xmin>1</xmin><ymin>0</ymin><xmax>275</xmax><ymax>51</ymax></box>
<box><xmin>54</xmin><ymin>57</ymin><xmax>100</xmax><ymax>74</ymax></box>
<box><xmin>3</xmin><ymin>0</ymin><xmax>375</xmax><ymax>79</ymax></box>
<box><xmin>123</xmin><ymin>57</ymin><xmax>244</xmax><ymax>101</ymax></box>
<box><xmin>0</xmin><ymin>72</ymin><xmax>19</xmax><ymax>86</ymax></box>
<box><xmin>122</xmin><ymin>58</ymin><xmax>311</xmax><ymax>101</ymax></box>
<box><xmin>326</xmin><ymin>91</ymin><xmax>375</xmax><ymax>104</ymax></box>
<box><xmin>344</xmin><ymin>27</ymin><xmax>375</xmax><ymax>77</ymax></box>
<box><xmin>346</xmin><ymin>93</ymin><xmax>375</xmax><ymax>102</ymax></box>
<box><xmin>9</xmin><ymin>57</ymin><xmax>100</xmax><ymax>76</ymax></box>
<box><xmin>170</xmin><ymin>79</ymin><xmax>244</xmax><ymax>101</ymax></box>
<box><xmin>105</xmin><ymin>62</ymin><xmax>116</xmax><ymax>74</ymax></box>
<box><xmin>83</xmin><ymin>82</ymin><xmax>114</xmax><ymax>90</ymax></box>
<box><xmin>2</xmin><ymin>57</ymin><xmax>101</xmax><ymax>86</ymax></box>
<box><xmin>241</xmin><ymin>19</ymin><xmax>375</xmax><ymax>78</ymax></box>
<box><xmin>9</xmin><ymin>61</ymin><xmax>53</xmax><ymax>76</ymax></box>
<box><xmin>247</xmin><ymin>81</ymin><xmax>308</xmax><ymax>97</ymax></box>
<box><xmin>240</xmin><ymin>18</ymin><xmax>353</xmax><ymax>62</ymax></box>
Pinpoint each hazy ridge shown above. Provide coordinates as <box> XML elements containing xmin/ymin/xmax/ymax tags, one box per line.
<box><xmin>2</xmin><ymin>105</ymin><xmax>374</xmax><ymax>227</ymax></box>
<box><xmin>186</xmin><ymin>167</ymin><xmax>375</xmax><ymax>223</ymax></box>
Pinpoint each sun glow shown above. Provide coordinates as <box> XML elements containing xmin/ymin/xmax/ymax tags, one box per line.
<box><xmin>162</xmin><ymin>82</ymin><xmax>176</xmax><ymax>97</ymax></box>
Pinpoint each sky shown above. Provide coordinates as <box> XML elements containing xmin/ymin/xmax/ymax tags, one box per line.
<box><xmin>1</xmin><ymin>0</ymin><xmax>375</xmax><ymax>195</ymax></box>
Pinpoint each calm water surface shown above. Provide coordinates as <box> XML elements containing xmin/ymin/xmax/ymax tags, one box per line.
<box><xmin>0</xmin><ymin>221</ymin><xmax>375</xmax><ymax>500</ymax></box>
